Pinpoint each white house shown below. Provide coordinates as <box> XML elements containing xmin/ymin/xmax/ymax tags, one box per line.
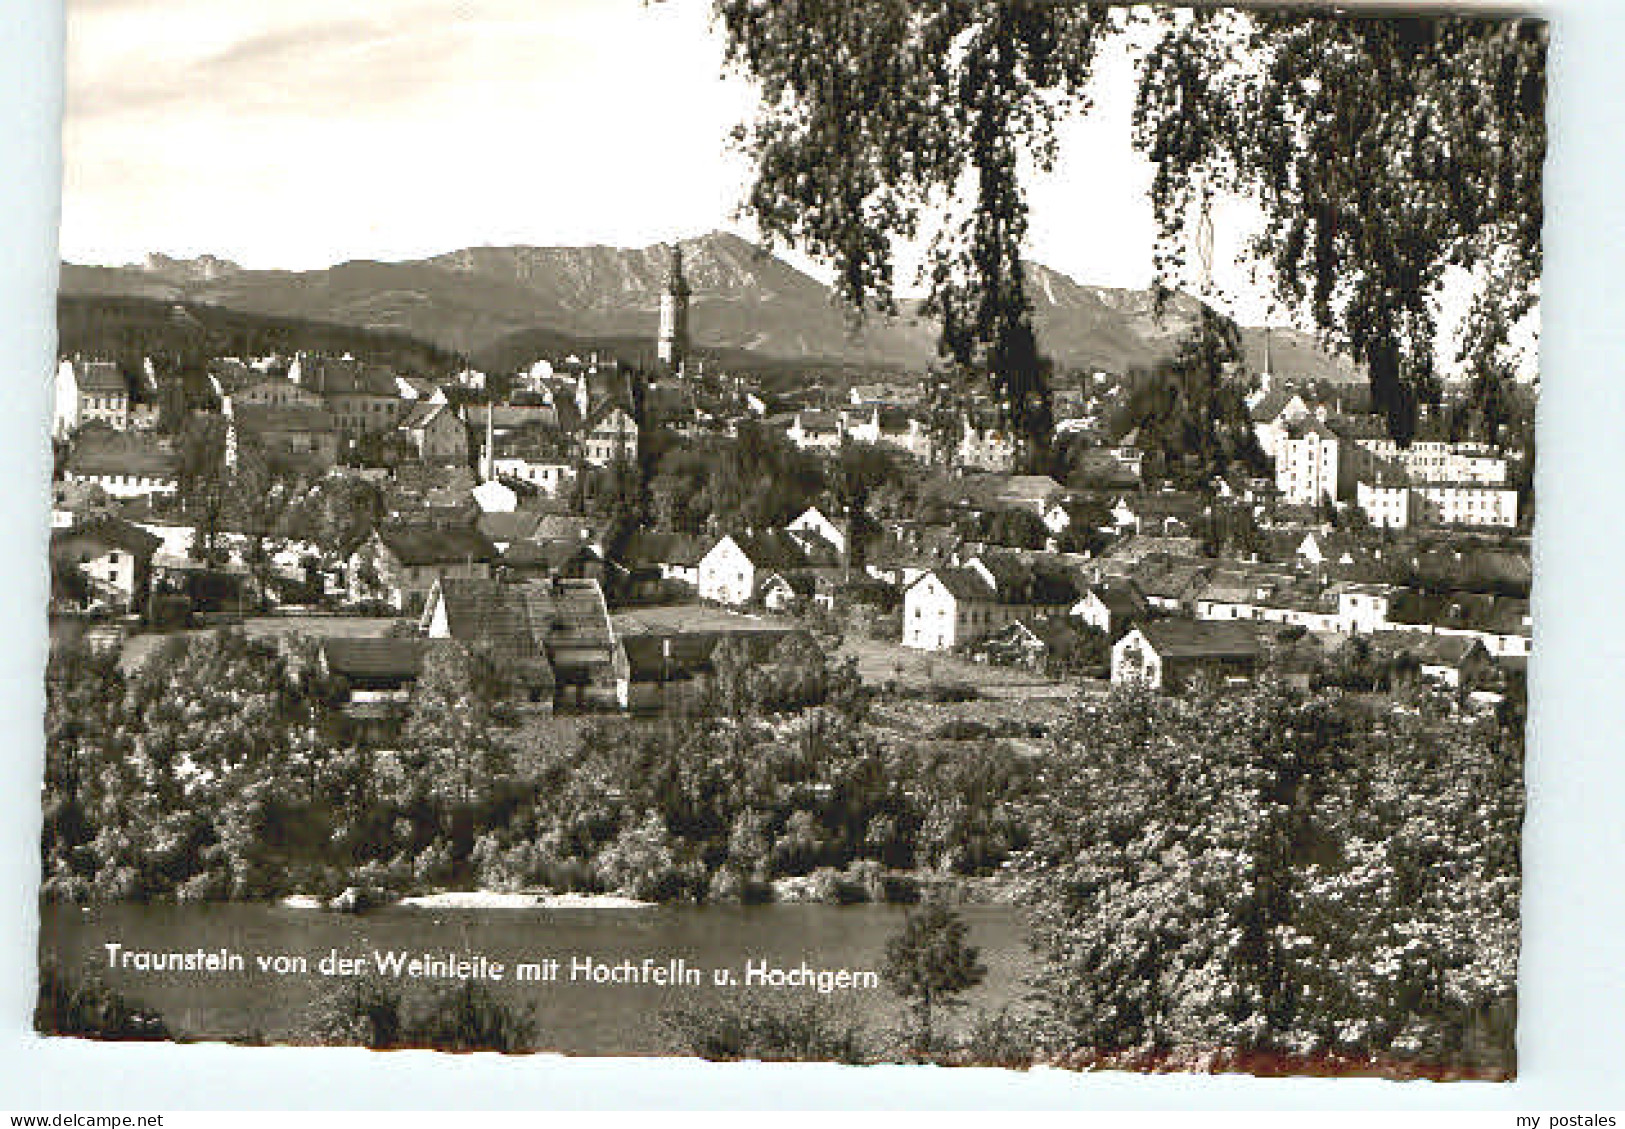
<box><xmin>1251</xmin><ymin>390</ymin><xmax>1313</xmax><ymax>463</ymax></box>
<box><xmin>1275</xmin><ymin>419</ymin><xmax>1343</xmax><ymax>507</ymax></box>
<box><xmin>787</xmin><ymin>506</ymin><xmax>847</xmax><ymax>558</ymax></box>
<box><xmin>1111</xmin><ymin>620</ymin><xmax>1262</xmax><ymax>692</ymax></box>
<box><xmin>786</xmin><ymin>411</ymin><xmax>845</xmax><ymax>453</ymax></box>
<box><xmin>696</xmin><ymin>531</ymin><xmax>824</xmax><ymax>607</ymax></box>
<box><xmin>472</xmin><ymin>478</ymin><xmax>519</xmax><ymax>514</ymax></box>
<box><xmin>493</xmin><ymin>456</ymin><xmax>575</xmax><ymax>498</ymax></box>
<box><xmin>902</xmin><ymin>556</ymin><xmax>1078</xmax><ymax>652</ymax></box>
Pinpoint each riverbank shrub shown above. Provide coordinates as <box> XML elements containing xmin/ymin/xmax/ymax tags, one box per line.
<box><xmin>35</xmin><ymin>960</ymin><xmax>170</xmax><ymax>1041</ymax></box>
<box><xmin>401</xmin><ymin>981</ymin><xmax>536</xmax><ymax>1053</ymax></box>
<box><xmin>1019</xmin><ymin>680</ymin><xmax>1522</xmax><ymax>1074</ymax></box>
<box><xmin>663</xmin><ymin>996</ymin><xmax>869</xmax><ymax>1064</ymax></box>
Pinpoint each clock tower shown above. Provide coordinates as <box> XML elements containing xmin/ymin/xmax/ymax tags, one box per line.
<box><xmin>656</xmin><ymin>244</ymin><xmax>691</xmax><ymax>373</ymax></box>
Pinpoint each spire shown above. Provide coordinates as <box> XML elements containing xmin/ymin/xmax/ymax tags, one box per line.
<box><xmin>657</xmin><ymin>241</ymin><xmax>691</xmax><ymax>371</ymax></box>
<box><xmin>665</xmin><ymin>244</ymin><xmax>691</xmax><ymax>298</ymax></box>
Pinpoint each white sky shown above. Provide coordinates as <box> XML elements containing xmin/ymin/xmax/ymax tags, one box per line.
<box><xmin>62</xmin><ymin>2</ymin><xmax>1270</xmax><ymax>301</ymax></box>
<box><xmin>60</xmin><ymin>0</ymin><xmax>1537</xmax><ymax>360</ymax></box>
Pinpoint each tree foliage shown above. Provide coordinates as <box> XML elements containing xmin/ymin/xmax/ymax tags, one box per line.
<box><xmin>1020</xmin><ymin>682</ymin><xmax>1520</xmax><ymax>1072</ymax></box>
<box><xmin>718</xmin><ymin>5</ymin><xmax>1542</xmax><ymax>449</ymax></box>
<box><xmin>882</xmin><ymin>901</ymin><xmax>988</xmax><ymax>1052</ymax></box>
<box><xmin>716</xmin><ymin>0</ymin><xmax>1115</xmax><ymax>454</ymax></box>
<box><xmin>1134</xmin><ymin>10</ymin><xmax>1545</xmax><ymax>443</ymax></box>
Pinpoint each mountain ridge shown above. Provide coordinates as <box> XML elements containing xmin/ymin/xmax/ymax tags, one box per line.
<box><xmin>60</xmin><ymin>232</ymin><xmax>1361</xmax><ymax>382</ymax></box>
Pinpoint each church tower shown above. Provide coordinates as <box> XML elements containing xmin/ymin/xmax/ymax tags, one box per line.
<box><xmin>656</xmin><ymin>243</ymin><xmax>691</xmax><ymax>372</ymax></box>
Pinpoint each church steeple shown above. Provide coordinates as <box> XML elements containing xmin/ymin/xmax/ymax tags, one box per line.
<box><xmin>657</xmin><ymin>243</ymin><xmax>691</xmax><ymax>373</ymax></box>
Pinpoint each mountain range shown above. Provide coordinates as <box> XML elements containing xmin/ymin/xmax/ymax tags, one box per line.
<box><xmin>59</xmin><ymin>232</ymin><xmax>1361</xmax><ymax>383</ymax></box>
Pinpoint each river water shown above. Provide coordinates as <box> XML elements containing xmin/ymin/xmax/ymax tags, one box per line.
<box><xmin>39</xmin><ymin>902</ymin><xmax>1034</xmax><ymax>1056</ymax></box>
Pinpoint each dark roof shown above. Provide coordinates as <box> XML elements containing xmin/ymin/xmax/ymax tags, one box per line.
<box><xmin>621</xmin><ymin>531</ymin><xmax>709</xmax><ymax>567</ymax></box>
<box><xmin>65</xmin><ymin>433</ymin><xmax>179</xmax><ymax>479</ymax></box>
<box><xmin>1250</xmin><ymin>387</ymin><xmax>1303</xmax><ymax>423</ymax></box>
<box><xmin>233</xmin><ymin>403</ymin><xmax>338</xmax><ymax>435</ymax></box>
<box><xmin>428</xmin><ymin>577</ymin><xmax>615</xmax><ymax>685</ymax></box>
<box><xmin>973</xmin><ymin>553</ymin><xmax>1080</xmax><ymax>605</ymax></box>
<box><xmin>1134</xmin><ymin>619</ymin><xmax>1263</xmax><ymax>661</ymax></box>
<box><xmin>319</xmin><ymin>636</ymin><xmax>431</xmax><ymax>683</ymax></box>
<box><xmin>1085</xmin><ymin>582</ymin><xmax>1147</xmax><ymax>620</ymax></box>
<box><xmin>1116</xmin><ymin>492</ymin><xmax>1207</xmax><ymax>521</ymax></box>
<box><xmin>425</xmin><ymin>579</ymin><xmax>556</xmax><ymax>689</ymax></box>
<box><xmin>926</xmin><ymin>567</ymin><xmax>998</xmax><ymax>603</ymax></box>
<box><xmin>299</xmin><ymin>356</ymin><xmax>401</xmax><ymax>398</ymax></box>
<box><xmin>466</xmin><ymin>402</ymin><xmax>582</xmax><ymax>433</ymax></box>
<box><xmin>72</xmin><ymin>360</ymin><xmax>128</xmax><ymax>394</ymax></box>
<box><xmin>399</xmin><ymin>400</ymin><xmax>455</xmax><ymax>430</ymax></box>
<box><xmin>50</xmin><ymin>516</ymin><xmax>163</xmax><ymax>560</ymax></box>
<box><xmin>376</xmin><ymin>524</ymin><xmax>497</xmax><ymax>566</ymax></box>
<box><xmin>476</xmin><ymin>511</ymin><xmax>545</xmax><ymax>545</ymax></box>
<box><xmin>1371</xmin><ymin>631</ymin><xmax>1488</xmax><ymax>667</ymax></box>
<box><xmin>726</xmin><ymin>530</ymin><xmax>836</xmax><ymax>570</ymax></box>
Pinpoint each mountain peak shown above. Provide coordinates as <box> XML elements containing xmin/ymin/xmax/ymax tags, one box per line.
<box><xmin>138</xmin><ymin>252</ymin><xmax>241</xmax><ymax>283</ymax></box>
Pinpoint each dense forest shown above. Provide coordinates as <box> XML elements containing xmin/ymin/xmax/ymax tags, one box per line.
<box><xmin>57</xmin><ymin>295</ymin><xmax>468</xmax><ymax>380</ymax></box>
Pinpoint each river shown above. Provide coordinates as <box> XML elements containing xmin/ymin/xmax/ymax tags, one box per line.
<box><xmin>38</xmin><ymin>901</ymin><xmax>1035</xmax><ymax>1056</ymax></box>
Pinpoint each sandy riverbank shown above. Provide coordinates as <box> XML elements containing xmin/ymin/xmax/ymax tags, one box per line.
<box><xmin>399</xmin><ymin>891</ymin><xmax>654</xmax><ymax>910</ymax></box>
<box><xmin>278</xmin><ymin>890</ymin><xmax>653</xmax><ymax>910</ymax></box>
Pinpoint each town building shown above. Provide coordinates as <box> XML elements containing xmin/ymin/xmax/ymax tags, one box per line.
<box><xmin>1274</xmin><ymin>419</ymin><xmax>1343</xmax><ymax>507</ymax></box>
<box><xmin>62</xmin><ymin>431</ymin><xmax>179</xmax><ymax>499</ymax></box>
<box><xmin>420</xmin><ymin>576</ymin><xmax>619</xmax><ymax>709</ymax></box>
<box><xmin>1111</xmin><ymin>619</ymin><xmax>1262</xmax><ymax>692</ymax></box>
<box><xmin>901</xmin><ymin>556</ymin><xmax>1078</xmax><ymax>652</ymax></box>
<box><xmin>228</xmin><ymin>403</ymin><xmax>341</xmax><ymax>472</ymax></box>
<box><xmin>349</xmin><ymin>523</ymin><xmax>497</xmax><ymax>611</ymax></box>
<box><xmin>397</xmin><ymin>400</ymin><xmax>469</xmax><ymax>465</ymax></box>
<box><xmin>50</xmin><ymin>517</ymin><xmax>162</xmax><ymax>611</ymax></box>
<box><xmin>289</xmin><ymin>355</ymin><xmax>405</xmax><ymax>437</ymax></box>
<box><xmin>54</xmin><ymin>359</ymin><xmax>153</xmax><ymax>437</ymax></box>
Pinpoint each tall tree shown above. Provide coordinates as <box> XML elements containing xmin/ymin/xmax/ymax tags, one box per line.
<box><xmin>716</xmin><ymin>0</ymin><xmax>1114</xmax><ymax>459</ymax></box>
<box><xmin>1134</xmin><ymin>10</ymin><xmax>1545</xmax><ymax>443</ymax></box>
<box><xmin>717</xmin><ymin>5</ymin><xmax>1542</xmax><ymax>448</ymax></box>
<box><xmin>881</xmin><ymin>901</ymin><xmax>987</xmax><ymax>1053</ymax></box>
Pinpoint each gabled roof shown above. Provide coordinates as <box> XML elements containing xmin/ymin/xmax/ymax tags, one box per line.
<box><xmin>375</xmin><ymin>523</ymin><xmax>497</xmax><ymax>567</ymax></box>
<box><xmin>718</xmin><ymin>529</ymin><xmax>836</xmax><ymax>571</ymax></box>
<box><xmin>429</xmin><ymin>576</ymin><xmax>615</xmax><ymax>663</ymax></box>
<box><xmin>71</xmin><ymin>360</ymin><xmax>129</xmax><ymax>394</ymax></box>
<box><xmin>399</xmin><ymin>399</ymin><xmax>456</xmax><ymax>430</ymax></box>
<box><xmin>1132</xmin><ymin>619</ymin><xmax>1262</xmax><ymax>661</ymax></box>
<box><xmin>1250</xmin><ymin>387</ymin><xmax>1305</xmax><ymax>423</ymax></box>
<box><xmin>50</xmin><ymin>516</ymin><xmax>163</xmax><ymax>560</ymax></box>
<box><xmin>922</xmin><ymin>566</ymin><xmax>998</xmax><ymax>603</ymax></box>
<box><xmin>318</xmin><ymin>636</ymin><xmax>431</xmax><ymax>684</ymax></box>
<box><xmin>476</xmin><ymin>510</ymin><xmax>545</xmax><ymax>545</ymax></box>
<box><xmin>1084</xmin><ymin>581</ymin><xmax>1148</xmax><ymax>620</ymax></box>
<box><xmin>423</xmin><ymin>579</ymin><xmax>555</xmax><ymax>690</ymax></box>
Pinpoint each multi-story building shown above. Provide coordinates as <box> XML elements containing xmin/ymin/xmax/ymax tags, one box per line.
<box><xmin>1274</xmin><ymin>419</ymin><xmax>1342</xmax><ymax>507</ymax></box>
<box><xmin>54</xmin><ymin>359</ymin><xmax>142</xmax><ymax>437</ymax></box>
<box><xmin>290</xmin><ymin>355</ymin><xmax>404</xmax><ymax>437</ymax></box>
<box><xmin>1355</xmin><ymin>479</ymin><xmax>1518</xmax><ymax>529</ymax></box>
